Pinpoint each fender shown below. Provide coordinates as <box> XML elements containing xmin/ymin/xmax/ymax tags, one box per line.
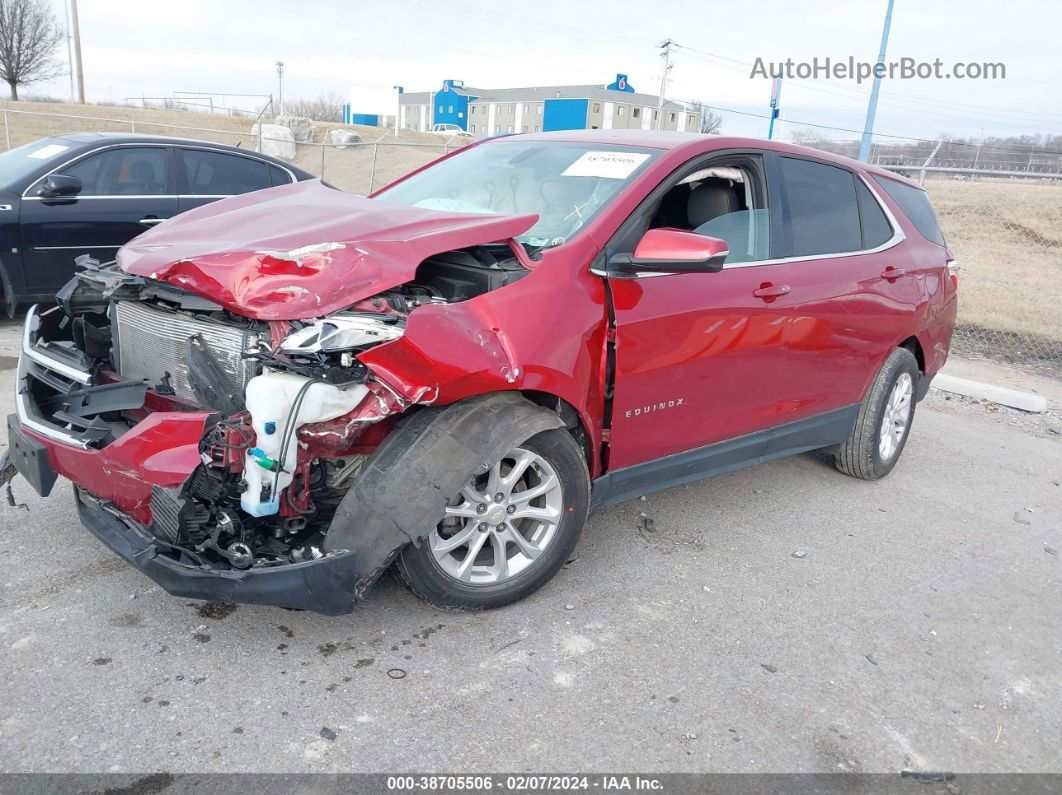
<box><xmin>323</xmin><ymin>392</ymin><xmax>565</xmax><ymax>599</ymax></box>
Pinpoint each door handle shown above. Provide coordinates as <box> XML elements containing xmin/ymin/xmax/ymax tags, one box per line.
<box><xmin>880</xmin><ymin>266</ymin><xmax>906</xmax><ymax>280</ymax></box>
<box><xmin>139</xmin><ymin>216</ymin><xmax>164</xmax><ymax>225</ymax></box>
<box><xmin>752</xmin><ymin>283</ymin><xmax>791</xmax><ymax>300</ymax></box>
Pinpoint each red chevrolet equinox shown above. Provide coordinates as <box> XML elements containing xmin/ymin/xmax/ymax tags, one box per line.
<box><xmin>2</xmin><ymin>131</ymin><xmax>957</xmax><ymax>614</ymax></box>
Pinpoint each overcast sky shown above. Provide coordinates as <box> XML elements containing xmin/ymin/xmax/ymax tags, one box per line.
<box><xmin>34</xmin><ymin>0</ymin><xmax>1062</xmax><ymax>143</ymax></box>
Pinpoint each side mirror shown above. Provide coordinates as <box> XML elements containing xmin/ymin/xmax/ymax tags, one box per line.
<box><xmin>609</xmin><ymin>228</ymin><xmax>728</xmax><ymax>275</ymax></box>
<box><xmin>38</xmin><ymin>174</ymin><xmax>82</xmax><ymax>199</ymax></box>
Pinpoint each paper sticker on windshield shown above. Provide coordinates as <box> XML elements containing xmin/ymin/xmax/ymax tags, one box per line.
<box><xmin>27</xmin><ymin>144</ymin><xmax>69</xmax><ymax>160</ymax></box>
<box><xmin>562</xmin><ymin>151</ymin><xmax>650</xmax><ymax>179</ymax></box>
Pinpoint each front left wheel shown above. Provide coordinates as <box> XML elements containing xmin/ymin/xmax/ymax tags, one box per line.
<box><xmin>396</xmin><ymin>428</ymin><xmax>589</xmax><ymax>609</ymax></box>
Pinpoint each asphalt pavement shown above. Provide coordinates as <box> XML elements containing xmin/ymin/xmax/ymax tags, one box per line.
<box><xmin>1</xmin><ymin>317</ymin><xmax>1060</xmax><ymax>774</ymax></box>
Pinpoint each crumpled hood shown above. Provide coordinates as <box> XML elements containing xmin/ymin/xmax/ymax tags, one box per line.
<box><xmin>116</xmin><ymin>179</ymin><xmax>538</xmax><ymax>320</ymax></box>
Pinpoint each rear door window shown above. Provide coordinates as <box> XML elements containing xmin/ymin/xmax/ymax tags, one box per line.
<box><xmin>778</xmin><ymin>157</ymin><xmax>861</xmax><ymax>257</ymax></box>
<box><xmin>60</xmin><ymin>147</ymin><xmax>169</xmax><ymax>196</ymax></box>
<box><xmin>872</xmin><ymin>175</ymin><xmax>946</xmax><ymax>246</ymax></box>
<box><xmin>179</xmin><ymin>149</ymin><xmax>274</xmax><ymax>196</ymax></box>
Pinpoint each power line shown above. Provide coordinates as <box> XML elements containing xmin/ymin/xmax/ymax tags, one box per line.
<box><xmin>670</xmin><ymin>44</ymin><xmax>1062</xmax><ymax>130</ymax></box>
<box><xmin>668</xmin><ymin>95</ymin><xmax>1062</xmax><ymax>155</ymax></box>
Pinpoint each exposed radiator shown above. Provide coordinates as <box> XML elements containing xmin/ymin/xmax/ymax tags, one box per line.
<box><xmin>113</xmin><ymin>301</ymin><xmax>262</xmax><ymax>405</ymax></box>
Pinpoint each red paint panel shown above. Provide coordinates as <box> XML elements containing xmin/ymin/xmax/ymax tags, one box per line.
<box><xmin>27</xmin><ymin>412</ymin><xmax>212</xmax><ymax>523</ymax></box>
<box><xmin>607</xmin><ymin>244</ymin><xmax>928</xmax><ymax>469</ymax></box>
<box><xmin>357</xmin><ymin>237</ymin><xmax>611</xmax><ymax>476</ymax></box>
<box><xmin>116</xmin><ymin>180</ymin><xmax>538</xmax><ymax>321</ymax></box>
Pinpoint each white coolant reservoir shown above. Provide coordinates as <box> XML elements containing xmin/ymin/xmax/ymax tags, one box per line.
<box><xmin>240</xmin><ymin>372</ymin><xmax>368</xmax><ymax>517</ymax></box>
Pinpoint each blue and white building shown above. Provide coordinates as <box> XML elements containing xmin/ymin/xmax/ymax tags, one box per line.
<box><xmin>398</xmin><ymin>75</ymin><xmax>697</xmax><ymax>135</ymax></box>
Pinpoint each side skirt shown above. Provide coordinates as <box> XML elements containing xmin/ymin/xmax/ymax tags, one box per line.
<box><xmin>590</xmin><ymin>403</ymin><xmax>860</xmax><ymax>512</ymax></box>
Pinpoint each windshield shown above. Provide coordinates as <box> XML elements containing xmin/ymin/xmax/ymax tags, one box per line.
<box><xmin>0</xmin><ymin>138</ymin><xmax>75</xmax><ymax>188</ymax></box>
<box><xmin>375</xmin><ymin>141</ymin><xmax>659</xmax><ymax>248</ymax></box>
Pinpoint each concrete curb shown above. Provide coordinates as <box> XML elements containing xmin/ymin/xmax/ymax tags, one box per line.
<box><xmin>933</xmin><ymin>373</ymin><xmax>1048</xmax><ymax>413</ymax></box>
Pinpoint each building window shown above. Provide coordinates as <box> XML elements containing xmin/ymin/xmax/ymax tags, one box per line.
<box><xmin>523</xmin><ymin>104</ymin><xmax>529</xmax><ymax>113</ymax></box>
<box><xmin>535</xmin><ymin>125</ymin><xmax>541</xmax><ymax>132</ymax></box>
<box><xmin>458</xmin><ymin>111</ymin><xmax>464</xmax><ymax>118</ymax></box>
<box><xmin>469</xmin><ymin>124</ymin><xmax>475</xmax><ymax>133</ymax></box>
<box><xmin>448</xmin><ymin>105</ymin><xmax>453</xmax><ymax>113</ymax></box>
<box><xmin>669</xmin><ymin>112</ymin><xmax>676</xmax><ymax>123</ymax></box>
<box><xmin>653</xmin><ymin>110</ymin><xmax>659</xmax><ymax>120</ymax></box>
<box><xmin>688</xmin><ymin>114</ymin><xmax>696</xmax><ymax>125</ymax></box>
<box><xmin>536</xmin><ymin>105</ymin><xmax>542</xmax><ymax>114</ymax></box>
<box><xmin>632</xmin><ymin>107</ymin><xmax>641</xmax><ymax>118</ymax></box>
<box><xmin>592</xmin><ymin>103</ymin><xmax>600</xmax><ymax>113</ymax></box>
<box><xmin>438</xmin><ymin>105</ymin><xmax>443</xmax><ymax>113</ymax></box>
<box><xmin>617</xmin><ymin>106</ymin><xmax>625</xmax><ymax>116</ymax></box>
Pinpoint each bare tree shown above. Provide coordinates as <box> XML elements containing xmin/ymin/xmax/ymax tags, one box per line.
<box><xmin>0</xmin><ymin>0</ymin><xmax>64</xmax><ymax>101</ymax></box>
<box><xmin>687</xmin><ymin>101</ymin><xmax>723</xmax><ymax>134</ymax></box>
<box><xmin>283</xmin><ymin>92</ymin><xmax>345</xmax><ymax>122</ymax></box>
<box><xmin>790</xmin><ymin>127</ymin><xmax>831</xmax><ymax>148</ymax></box>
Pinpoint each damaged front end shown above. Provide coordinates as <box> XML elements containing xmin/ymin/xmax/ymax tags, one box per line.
<box><xmin>6</xmin><ymin>192</ymin><xmax>546</xmax><ymax>613</ymax></box>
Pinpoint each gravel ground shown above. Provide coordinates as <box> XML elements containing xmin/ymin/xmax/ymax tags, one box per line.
<box><xmin>1</xmin><ymin>318</ymin><xmax>1060</xmax><ymax>774</ymax></box>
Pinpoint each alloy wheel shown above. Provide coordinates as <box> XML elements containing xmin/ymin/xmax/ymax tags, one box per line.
<box><xmin>879</xmin><ymin>372</ymin><xmax>913</xmax><ymax>461</ymax></box>
<box><xmin>428</xmin><ymin>447</ymin><xmax>564</xmax><ymax>585</ymax></box>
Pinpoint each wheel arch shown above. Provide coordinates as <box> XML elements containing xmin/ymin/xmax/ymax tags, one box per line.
<box><xmin>899</xmin><ymin>334</ymin><xmax>926</xmax><ymax>374</ymax></box>
<box><xmin>323</xmin><ymin>392</ymin><xmax>566</xmax><ymax>599</ymax></box>
<box><xmin>521</xmin><ymin>390</ymin><xmax>594</xmax><ymax>475</ymax></box>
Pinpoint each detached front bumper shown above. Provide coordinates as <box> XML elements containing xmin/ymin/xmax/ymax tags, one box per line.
<box><xmin>7</xmin><ymin>305</ymin><xmax>362</xmax><ymax>615</ymax></box>
<box><xmin>75</xmin><ymin>488</ymin><xmax>361</xmax><ymax>615</ymax></box>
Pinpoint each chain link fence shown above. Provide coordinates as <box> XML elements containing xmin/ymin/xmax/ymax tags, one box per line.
<box><xmin>0</xmin><ymin>103</ymin><xmax>460</xmax><ymax>195</ymax></box>
<box><xmin>922</xmin><ymin>176</ymin><xmax>1061</xmax><ymax>368</ymax></box>
<box><xmin>3</xmin><ymin>103</ymin><xmax>1060</xmax><ymax>369</ymax></box>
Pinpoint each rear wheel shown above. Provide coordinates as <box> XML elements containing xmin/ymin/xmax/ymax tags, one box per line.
<box><xmin>835</xmin><ymin>347</ymin><xmax>919</xmax><ymax>480</ymax></box>
<box><xmin>396</xmin><ymin>428</ymin><xmax>589</xmax><ymax>609</ymax></box>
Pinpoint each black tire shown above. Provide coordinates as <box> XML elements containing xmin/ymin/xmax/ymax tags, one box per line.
<box><xmin>396</xmin><ymin>427</ymin><xmax>589</xmax><ymax>609</ymax></box>
<box><xmin>835</xmin><ymin>347</ymin><xmax>920</xmax><ymax>481</ymax></box>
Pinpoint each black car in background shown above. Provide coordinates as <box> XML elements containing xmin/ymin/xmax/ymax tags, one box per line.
<box><xmin>0</xmin><ymin>132</ymin><xmax>315</xmax><ymax>315</ymax></box>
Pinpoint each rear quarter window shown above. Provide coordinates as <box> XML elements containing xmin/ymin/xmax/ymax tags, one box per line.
<box><xmin>872</xmin><ymin>175</ymin><xmax>946</xmax><ymax>246</ymax></box>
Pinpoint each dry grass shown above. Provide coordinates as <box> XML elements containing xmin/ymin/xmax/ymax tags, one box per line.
<box><xmin>925</xmin><ymin>177</ymin><xmax>1062</xmax><ymax>343</ymax></box>
<box><xmin>2</xmin><ymin>102</ymin><xmax>1058</xmax><ymax>345</ymax></box>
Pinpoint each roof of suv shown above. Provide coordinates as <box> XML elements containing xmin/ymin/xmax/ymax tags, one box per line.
<box><xmin>497</xmin><ymin>129</ymin><xmax>920</xmax><ymax>187</ymax></box>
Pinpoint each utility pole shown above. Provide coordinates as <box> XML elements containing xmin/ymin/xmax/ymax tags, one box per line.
<box><xmin>393</xmin><ymin>85</ymin><xmax>403</xmax><ymax>137</ymax></box>
<box><xmin>656</xmin><ymin>39</ymin><xmax>674</xmax><ymax>131</ymax></box>
<box><xmin>973</xmin><ymin>127</ymin><xmax>984</xmax><ymax>170</ymax></box>
<box><xmin>70</xmin><ymin>0</ymin><xmax>85</xmax><ymax>104</ymax></box>
<box><xmin>62</xmin><ymin>0</ymin><xmax>74</xmax><ymax>102</ymax></box>
<box><xmin>857</xmin><ymin>0</ymin><xmax>894</xmax><ymax>162</ymax></box>
<box><xmin>275</xmin><ymin>61</ymin><xmax>285</xmax><ymax>116</ymax></box>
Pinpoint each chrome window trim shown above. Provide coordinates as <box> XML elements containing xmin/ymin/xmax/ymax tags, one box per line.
<box><xmin>33</xmin><ymin>244</ymin><xmax>121</xmax><ymax>251</ymax></box>
<box><xmin>594</xmin><ymin>171</ymin><xmax>906</xmax><ymax>278</ymax></box>
<box><xmin>23</xmin><ymin>194</ymin><xmax>176</xmax><ymax>201</ymax></box>
<box><xmin>175</xmin><ymin>144</ymin><xmax>297</xmax><ymax>190</ymax></box>
<box><xmin>22</xmin><ymin>141</ymin><xmax>172</xmax><ymax>199</ymax></box>
<box><xmin>718</xmin><ymin>171</ymin><xmax>905</xmax><ymax>270</ymax></box>
<box><xmin>21</xmin><ymin>141</ymin><xmax>296</xmax><ymax>199</ymax></box>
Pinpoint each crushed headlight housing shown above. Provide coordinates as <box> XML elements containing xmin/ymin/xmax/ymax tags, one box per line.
<box><xmin>279</xmin><ymin>314</ymin><xmax>404</xmax><ymax>355</ymax></box>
